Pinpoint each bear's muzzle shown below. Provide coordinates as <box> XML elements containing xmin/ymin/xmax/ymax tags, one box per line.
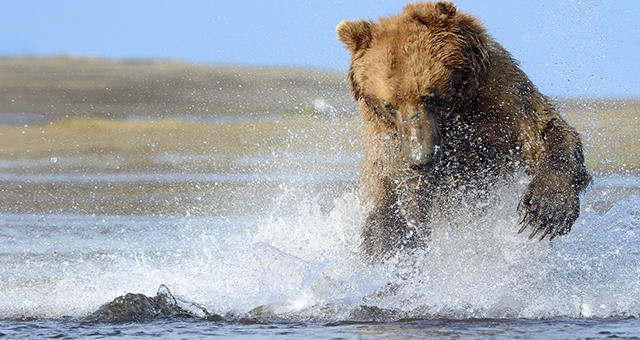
<box><xmin>397</xmin><ymin>107</ymin><xmax>442</xmax><ymax>173</ymax></box>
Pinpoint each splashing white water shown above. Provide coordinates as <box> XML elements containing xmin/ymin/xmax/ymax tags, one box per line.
<box><xmin>0</xmin><ymin>175</ymin><xmax>638</xmax><ymax>321</ymax></box>
<box><xmin>181</xmin><ymin>174</ymin><xmax>640</xmax><ymax>321</ymax></box>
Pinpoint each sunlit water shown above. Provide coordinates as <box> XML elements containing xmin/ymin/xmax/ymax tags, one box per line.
<box><xmin>1</xmin><ymin>165</ymin><xmax>640</xmax><ymax>338</ymax></box>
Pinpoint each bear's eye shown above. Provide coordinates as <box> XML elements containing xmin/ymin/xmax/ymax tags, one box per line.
<box><xmin>383</xmin><ymin>103</ymin><xmax>397</xmax><ymax>115</ymax></box>
<box><xmin>364</xmin><ymin>98</ymin><xmax>392</xmax><ymax>120</ymax></box>
<box><xmin>421</xmin><ymin>92</ymin><xmax>441</xmax><ymax>110</ymax></box>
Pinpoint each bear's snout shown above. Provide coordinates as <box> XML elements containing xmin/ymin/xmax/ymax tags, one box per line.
<box><xmin>408</xmin><ymin>146</ymin><xmax>440</xmax><ymax>173</ymax></box>
<box><xmin>398</xmin><ymin>109</ymin><xmax>441</xmax><ymax>173</ymax></box>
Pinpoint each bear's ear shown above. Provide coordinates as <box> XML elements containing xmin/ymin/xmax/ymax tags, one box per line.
<box><xmin>336</xmin><ymin>19</ymin><xmax>373</xmax><ymax>53</ymax></box>
<box><xmin>434</xmin><ymin>1</ymin><xmax>457</xmax><ymax>19</ymax></box>
<box><xmin>409</xmin><ymin>1</ymin><xmax>457</xmax><ymax>26</ymax></box>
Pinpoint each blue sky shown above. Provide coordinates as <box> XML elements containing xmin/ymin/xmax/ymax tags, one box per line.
<box><xmin>0</xmin><ymin>1</ymin><xmax>638</xmax><ymax>97</ymax></box>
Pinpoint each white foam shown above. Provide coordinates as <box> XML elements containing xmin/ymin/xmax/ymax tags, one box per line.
<box><xmin>192</xmin><ymin>175</ymin><xmax>640</xmax><ymax>320</ymax></box>
<box><xmin>1</xmin><ymin>176</ymin><xmax>639</xmax><ymax>320</ymax></box>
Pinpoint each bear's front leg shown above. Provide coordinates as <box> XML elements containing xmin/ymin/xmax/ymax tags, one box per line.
<box><xmin>397</xmin><ymin>175</ymin><xmax>432</xmax><ymax>243</ymax></box>
<box><xmin>518</xmin><ymin>118</ymin><xmax>591</xmax><ymax>240</ymax></box>
<box><xmin>361</xmin><ymin>176</ymin><xmax>431</xmax><ymax>260</ymax></box>
<box><xmin>361</xmin><ymin>193</ymin><xmax>405</xmax><ymax>259</ymax></box>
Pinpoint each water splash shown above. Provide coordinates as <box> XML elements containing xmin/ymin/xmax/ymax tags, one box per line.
<box><xmin>197</xmin><ymin>175</ymin><xmax>640</xmax><ymax>321</ymax></box>
<box><xmin>0</xmin><ymin>175</ymin><xmax>639</xmax><ymax>321</ymax></box>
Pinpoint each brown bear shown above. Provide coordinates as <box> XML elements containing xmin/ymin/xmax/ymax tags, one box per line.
<box><xmin>336</xmin><ymin>1</ymin><xmax>591</xmax><ymax>259</ymax></box>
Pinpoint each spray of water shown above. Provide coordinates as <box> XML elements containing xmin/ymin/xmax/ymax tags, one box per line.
<box><xmin>1</xmin><ymin>170</ymin><xmax>639</xmax><ymax>321</ymax></box>
<box><xmin>225</xmin><ymin>176</ymin><xmax>640</xmax><ymax>321</ymax></box>
<box><xmin>154</xmin><ymin>174</ymin><xmax>640</xmax><ymax>322</ymax></box>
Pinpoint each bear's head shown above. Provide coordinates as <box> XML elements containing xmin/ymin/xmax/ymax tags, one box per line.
<box><xmin>337</xmin><ymin>1</ymin><xmax>489</xmax><ymax>172</ymax></box>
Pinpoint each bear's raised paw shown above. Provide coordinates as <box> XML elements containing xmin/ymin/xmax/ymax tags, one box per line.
<box><xmin>517</xmin><ymin>174</ymin><xmax>581</xmax><ymax>241</ymax></box>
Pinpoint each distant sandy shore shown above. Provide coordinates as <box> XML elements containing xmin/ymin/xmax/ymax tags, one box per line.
<box><xmin>0</xmin><ymin>57</ymin><xmax>636</xmax><ymax>214</ymax></box>
<box><xmin>0</xmin><ymin>56</ymin><xmax>353</xmax><ymax>122</ymax></box>
<box><xmin>0</xmin><ymin>56</ymin><xmax>637</xmax><ymax>174</ymax></box>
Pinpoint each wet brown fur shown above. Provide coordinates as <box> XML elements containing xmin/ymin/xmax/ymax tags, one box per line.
<box><xmin>336</xmin><ymin>1</ymin><xmax>591</xmax><ymax>259</ymax></box>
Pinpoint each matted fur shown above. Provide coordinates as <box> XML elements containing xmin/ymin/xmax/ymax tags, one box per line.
<box><xmin>337</xmin><ymin>1</ymin><xmax>591</xmax><ymax>259</ymax></box>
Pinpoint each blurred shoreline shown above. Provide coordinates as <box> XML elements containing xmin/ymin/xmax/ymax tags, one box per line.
<box><xmin>0</xmin><ymin>56</ymin><xmax>637</xmax><ymax>174</ymax></box>
<box><xmin>0</xmin><ymin>56</ymin><xmax>636</xmax><ymax>215</ymax></box>
<box><xmin>0</xmin><ymin>56</ymin><xmax>354</xmax><ymax>122</ymax></box>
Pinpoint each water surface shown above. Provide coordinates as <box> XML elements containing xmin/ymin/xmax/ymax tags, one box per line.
<box><xmin>1</xmin><ymin>167</ymin><xmax>639</xmax><ymax>338</ymax></box>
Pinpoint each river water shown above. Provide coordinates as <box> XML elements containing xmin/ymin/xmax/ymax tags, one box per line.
<box><xmin>1</xmin><ymin>153</ymin><xmax>640</xmax><ymax>338</ymax></box>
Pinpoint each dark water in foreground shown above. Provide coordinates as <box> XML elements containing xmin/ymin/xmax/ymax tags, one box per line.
<box><xmin>3</xmin><ymin>317</ymin><xmax>640</xmax><ymax>339</ymax></box>
<box><xmin>1</xmin><ymin>172</ymin><xmax>639</xmax><ymax>339</ymax></box>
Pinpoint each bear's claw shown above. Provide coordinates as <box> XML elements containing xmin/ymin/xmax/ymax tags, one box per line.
<box><xmin>517</xmin><ymin>174</ymin><xmax>580</xmax><ymax>241</ymax></box>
